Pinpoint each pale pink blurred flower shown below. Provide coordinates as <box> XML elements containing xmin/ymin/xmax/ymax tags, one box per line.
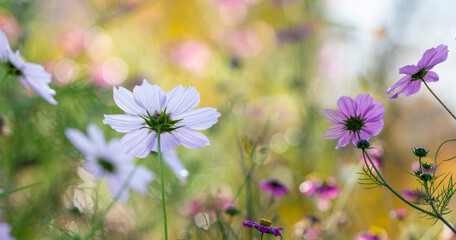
<box><xmin>217</xmin><ymin>0</ymin><xmax>249</xmax><ymax>26</ymax></box>
<box><xmin>169</xmin><ymin>41</ymin><xmax>212</xmax><ymax>75</ymax></box>
<box><xmin>0</xmin><ymin>223</ymin><xmax>15</xmax><ymax>240</ymax></box>
<box><xmin>359</xmin><ymin>144</ymin><xmax>384</xmax><ymax>170</ymax></box>
<box><xmin>105</xmin><ymin>203</ymin><xmax>135</xmax><ymax>233</ymax></box>
<box><xmin>0</xmin><ymin>13</ymin><xmax>22</xmax><ymax>45</ymax></box>
<box><xmin>440</xmin><ymin>225</ymin><xmax>456</xmax><ymax>240</ymax></box>
<box><xmin>183</xmin><ymin>191</ymin><xmax>233</xmax><ymax>221</ymax></box>
<box><xmin>225</xmin><ymin>29</ymin><xmax>262</xmax><ymax>58</ymax></box>
<box><xmin>389</xmin><ymin>208</ymin><xmax>407</xmax><ymax>220</ymax></box>
<box><xmin>62</xmin><ymin>29</ymin><xmax>87</xmax><ymax>57</ymax></box>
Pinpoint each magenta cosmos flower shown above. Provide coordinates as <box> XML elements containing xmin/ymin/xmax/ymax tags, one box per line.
<box><xmin>322</xmin><ymin>93</ymin><xmax>385</xmax><ymax>149</ymax></box>
<box><xmin>243</xmin><ymin>219</ymin><xmax>283</xmax><ymax>239</ymax></box>
<box><xmin>259</xmin><ymin>179</ymin><xmax>289</xmax><ymax>198</ymax></box>
<box><xmin>0</xmin><ymin>30</ymin><xmax>57</xmax><ymax>105</ymax></box>
<box><xmin>103</xmin><ymin>80</ymin><xmax>221</xmax><ymax>158</ymax></box>
<box><xmin>386</xmin><ymin>44</ymin><xmax>448</xmax><ymax>99</ymax></box>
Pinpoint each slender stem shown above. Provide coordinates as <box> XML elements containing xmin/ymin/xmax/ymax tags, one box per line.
<box><xmin>260</xmin><ymin>233</ymin><xmax>264</xmax><ymax>240</ymax></box>
<box><xmin>362</xmin><ymin>149</ymin><xmax>436</xmax><ymax>217</ymax></box>
<box><xmin>422</xmin><ymin>172</ymin><xmax>456</xmax><ymax>234</ymax></box>
<box><xmin>157</xmin><ymin>128</ymin><xmax>168</xmax><ymax>240</ymax></box>
<box><xmin>422</xmin><ymin>80</ymin><xmax>456</xmax><ymax>121</ymax></box>
<box><xmin>0</xmin><ymin>72</ymin><xmax>8</xmax><ymax>85</ymax></box>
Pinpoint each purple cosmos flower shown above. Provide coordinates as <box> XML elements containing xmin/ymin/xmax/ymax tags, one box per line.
<box><xmin>243</xmin><ymin>219</ymin><xmax>283</xmax><ymax>239</ymax></box>
<box><xmin>386</xmin><ymin>44</ymin><xmax>448</xmax><ymax>99</ymax></box>
<box><xmin>322</xmin><ymin>93</ymin><xmax>385</xmax><ymax>149</ymax></box>
<box><xmin>402</xmin><ymin>189</ymin><xmax>427</xmax><ymax>203</ymax></box>
<box><xmin>65</xmin><ymin>124</ymin><xmax>155</xmax><ymax>201</ymax></box>
<box><xmin>103</xmin><ymin>80</ymin><xmax>221</xmax><ymax>158</ymax></box>
<box><xmin>259</xmin><ymin>179</ymin><xmax>289</xmax><ymax>198</ymax></box>
<box><xmin>300</xmin><ymin>176</ymin><xmax>340</xmax><ymax>211</ymax></box>
<box><xmin>0</xmin><ymin>223</ymin><xmax>15</xmax><ymax>240</ymax></box>
<box><xmin>355</xmin><ymin>227</ymin><xmax>389</xmax><ymax>240</ymax></box>
<box><xmin>0</xmin><ymin>30</ymin><xmax>57</xmax><ymax>105</ymax></box>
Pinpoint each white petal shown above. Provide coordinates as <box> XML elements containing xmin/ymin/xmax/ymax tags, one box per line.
<box><xmin>120</xmin><ymin>128</ymin><xmax>156</xmax><ymax>158</ymax></box>
<box><xmin>163</xmin><ymin>150</ymin><xmax>188</xmax><ymax>183</ymax></box>
<box><xmin>23</xmin><ymin>75</ymin><xmax>57</xmax><ymax>105</ymax></box>
<box><xmin>0</xmin><ymin>30</ymin><xmax>11</xmax><ymax>61</ymax></box>
<box><xmin>164</xmin><ymin>85</ymin><xmax>200</xmax><ymax>116</ymax></box>
<box><xmin>173</xmin><ymin>107</ymin><xmax>220</xmax><ymax>130</ymax></box>
<box><xmin>106</xmin><ymin>174</ymin><xmax>130</xmax><ymax>202</ymax></box>
<box><xmin>173</xmin><ymin>127</ymin><xmax>210</xmax><ymax>149</ymax></box>
<box><xmin>153</xmin><ymin>132</ymin><xmax>181</xmax><ymax>152</ymax></box>
<box><xmin>86</xmin><ymin>124</ymin><xmax>106</xmax><ymax>151</ymax></box>
<box><xmin>128</xmin><ymin>166</ymin><xmax>155</xmax><ymax>194</ymax></box>
<box><xmin>113</xmin><ymin>86</ymin><xmax>146</xmax><ymax>115</ymax></box>
<box><xmin>65</xmin><ymin>128</ymin><xmax>97</xmax><ymax>157</ymax></box>
<box><xmin>133</xmin><ymin>79</ymin><xmax>166</xmax><ymax>114</ymax></box>
<box><xmin>103</xmin><ymin>114</ymin><xmax>144</xmax><ymax>133</ymax></box>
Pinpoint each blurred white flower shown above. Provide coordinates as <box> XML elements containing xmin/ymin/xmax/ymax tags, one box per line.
<box><xmin>0</xmin><ymin>222</ymin><xmax>15</xmax><ymax>240</ymax></box>
<box><xmin>0</xmin><ymin>30</ymin><xmax>57</xmax><ymax>105</ymax></box>
<box><xmin>65</xmin><ymin>124</ymin><xmax>155</xmax><ymax>201</ymax></box>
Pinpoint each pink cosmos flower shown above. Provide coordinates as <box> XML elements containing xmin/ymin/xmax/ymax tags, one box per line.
<box><xmin>168</xmin><ymin>40</ymin><xmax>211</xmax><ymax>75</ymax></box>
<box><xmin>259</xmin><ymin>179</ymin><xmax>289</xmax><ymax>198</ymax></box>
<box><xmin>300</xmin><ymin>176</ymin><xmax>340</xmax><ymax>212</ymax></box>
<box><xmin>386</xmin><ymin>45</ymin><xmax>448</xmax><ymax>99</ymax></box>
<box><xmin>322</xmin><ymin>93</ymin><xmax>385</xmax><ymax>149</ymax></box>
<box><xmin>389</xmin><ymin>208</ymin><xmax>407</xmax><ymax>220</ymax></box>
<box><xmin>0</xmin><ymin>30</ymin><xmax>57</xmax><ymax>105</ymax></box>
<box><xmin>359</xmin><ymin>144</ymin><xmax>384</xmax><ymax>170</ymax></box>
<box><xmin>103</xmin><ymin>80</ymin><xmax>221</xmax><ymax>158</ymax></box>
<box><xmin>65</xmin><ymin>124</ymin><xmax>155</xmax><ymax>201</ymax></box>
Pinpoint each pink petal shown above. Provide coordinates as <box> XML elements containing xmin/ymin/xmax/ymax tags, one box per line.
<box><xmin>399</xmin><ymin>65</ymin><xmax>419</xmax><ymax>75</ymax></box>
<box><xmin>335</xmin><ymin>132</ymin><xmax>351</xmax><ymax>149</ymax></box>
<box><xmin>337</xmin><ymin>96</ymin><xmax>357</xmax><ymax>118</ymax></box>
<box><xmin>423</xmin><ymin>71</ymin><xmax>439</xmax><ymax>82</ymax></box>
<box><xmin>402</xmin><ymin>81</ymin><xmax>422</xmax><ymax>97</ymax></box>
<box><xmin>386</xmin><ymin>75</ymin><xmax>411</xmax><ymax>95</ymax></box>
<box><xmin>417</xmin><ymin>44</ymin><xmax>448</xmax><ymax>69</ymax></box>
<box><xmin>321</xmin><ymin>124</ymin><xmax>345</xmax><ymax>139</ymax></box>
<box><xmin>322</xmin><ymin>109</ymin><xmax>345</xmax><ymax>123</ymax></box>
<box><xmin>354</xmin><ymin>94</ymin><xmax>374</xmax><ymax>118</ymax></box>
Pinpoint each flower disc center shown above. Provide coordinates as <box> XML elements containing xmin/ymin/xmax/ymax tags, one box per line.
<box><xmin>259</xmin><ymin>219</ymin><xmax>272</xmax><ymax>227</ymax></box>
<box><xmin>97</xmin><ymin>158</ymin><xmax>115</xmax><ymax>173</ymax></box>
<box><xmin>345</xmin><ymin>117</ymin><xmax>364</xmax><ymax>132</ymax></box>
<box><xmin>411</xmin><ymin>68</ymin><xmax>427</xmax><ymax>81</ymax></box>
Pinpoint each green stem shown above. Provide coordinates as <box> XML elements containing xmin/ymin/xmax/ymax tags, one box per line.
<box><xmin>157</xmin><ymin>128</ymin><xmax>168</xmax><ymax>240</ymax></box>
<box><xmin>362</xmin><ymin>149</ymin><xmax>436</xmax><ymax>217</ymax></box>
<box><xmin>0</xmin><ymin>72</ymin><xmax>8</xmax><ymax>85</ymax></box>
<box><xmin>260</xmin><ymin>233</ymin><xmax>264</xmax><ymax>240</ymax></box>
<box><xmin>422</xmin><ymin>80</ymin><xmax>456</xmax><ymax>121</ymax></box>
<box><xmin>422</xmin><ymin>170</ymin><xmax>456</xmax><ymax>234</ymax></box>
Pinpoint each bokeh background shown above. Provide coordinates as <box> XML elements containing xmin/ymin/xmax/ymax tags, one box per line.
<box><xmin>1</xmin><ymin>0</ymin><xmax>456</xmax><ymax>239</ymax></box>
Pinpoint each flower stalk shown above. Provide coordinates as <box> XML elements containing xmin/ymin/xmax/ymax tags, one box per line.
<box><xmin>421</xmin><ymin>80</ymin><xmax>456</xmax><ymax>121</ymax></box>
<box><xmin>157</xmin><ymin>127</ymin><xmax>169</xmax><ymax>240</ymax></box>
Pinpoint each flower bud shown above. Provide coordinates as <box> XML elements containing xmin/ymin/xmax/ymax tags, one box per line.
<box><xmin>357</xmin><ymin>139</ymin><xmax>370</xmax><ymax>149</ymax></box>
<box><xmin>420</xmin><ymin>173</ymin><xmax>432</xmax><ymax>182</ymax></box>
<box><xmin>413</xmin><ymin>147</ymin><xmax>428</xmax><ymax>157</ymax></box>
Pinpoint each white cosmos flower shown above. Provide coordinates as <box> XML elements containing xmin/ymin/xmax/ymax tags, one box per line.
<box><xmin>103</xmin><ymin>79</ymin><xmax>221</xmax><ymax>158</ymax></box>
<box><xmin>0</xmin><ymin>30</ymin><xmax>57</xmax><ymax>105</ymax></box>
<box><xmin>0</xmin><ymin>223</ymin><xmax>15</xmax><ymax>240</ymax></box>
<box><xmin>65</xmin><ymin>124</ymin><xmax>155</xmax><ymax>202</ymax></box>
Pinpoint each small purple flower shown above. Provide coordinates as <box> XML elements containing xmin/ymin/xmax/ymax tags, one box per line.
<box><xmin>402</xmin><ymin>189</ymin><xmax>427</xmax><ymax>202</ymax></box>
<box><xmin>103</xmin><ymin>80</ymin><xmax>221</xmax><ymax>158</ymax></box>
<box><xmin>259</xmin><ymin>179</ymin><xmax>289</xmax><ymax>198</ymax></box>
<box><xmin>0</xmin><ymin>223</ymin><xmax>15</xmax><ymax>240</ymax></box>
<box><xmin>65</xmin><ymin>124</ymin><xmax>155</xmax><ymax>201</ymax></box>
<box><xmin>355</xmin><ymin>227</ymin><xmax>389</xmax><ymax>240</ymax></box>
<box><xmin>386</xmin><ymin>44</ymin><xmax>448</xmax><ymax>99</ymax></box>
<box><xmin>322</xmin><ymin>93</ymin><xmax>385</xmax><ymax>149</ymax></box>
<box><xmin>0</xmin><ymin>30</ymin><xmax>57</xmax><ymax>105</ymax></box>
<box><xmin>300</xmin><ymin>176</ymin><xmax>340</xmax><ymax>211</ymax></box>
<box><xmin>243</xmin><ymin>219</ymin><xmax>283</xmax><ymax>239</ymax></box>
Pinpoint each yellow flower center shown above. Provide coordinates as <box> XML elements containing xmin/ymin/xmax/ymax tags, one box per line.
<box><xmin>259</xmin><ymin>219</ymin><xmax>272</xmax><ymax>227</ymax></box>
